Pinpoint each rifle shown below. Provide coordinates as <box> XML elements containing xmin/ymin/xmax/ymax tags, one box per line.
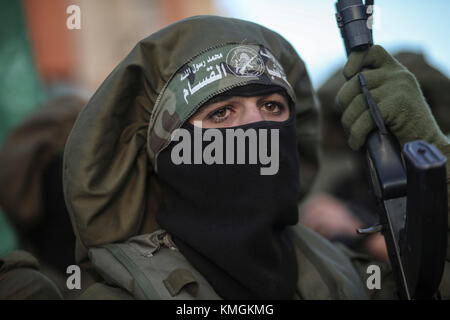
<box><xmin>335</xmin><ymin>0</ymin><xmax>448</xmax><ymax>299</ymax></box>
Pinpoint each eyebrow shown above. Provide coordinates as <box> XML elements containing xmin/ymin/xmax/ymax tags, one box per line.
<box><xmin>201</xmin><ymin>95</ymin><xmax>234</xmax><ymax>108</ymax></box>
<box><xmin>255</xmin><ymin>94</ymin><xmax>288</xmax><ymax>106</ymax></box>
<box><xmin>201</xmin><ymin>92</ymin><xmax>286</xmax><ymax>111</ymax></box>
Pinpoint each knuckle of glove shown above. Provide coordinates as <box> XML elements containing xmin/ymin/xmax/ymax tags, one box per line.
<box><xmin>349</xmin><ymin>112</ymin><xmax>373</xmax><ymax>151</ymax></box>
<box><xmin>344</xmin><ymin>45</ymin><xmax>402</xmax><ymax>80</ymax></box>
<box><xmin>341</xmin><ymin>95</ymin><xmax>366</xmax><ymax>129</ymax></box>
<box><xmin>335</xmin><ymin>77</ymin><xmax>359</xmax><ymax>114</ymax></box>
<box><xmin>397</xmin><ymin>69</ymin><xmax>419</xmax><ymax>89</ymax></box>
<box><xmin>348</xmin><ymin>133</ymin><xmax>363</xmax><ymax>151</ymax></box>
<box><xmin>341</xmin><ymin>116</ymin><xmax>351</xmax><ymax>137</ymax></box>
<box><xmin>376</xmin><ymin>72</ymin><xmax>434</xmax><ymax>145</ymax></box>
<box><xmin>343</xmin><ymin>51</ymin><xmax>365</xmax><ymax>79</ymax></box>
<box><xmin>382</xmin><ymin>71</ymin><xmax>422</xmax><ymax>116</ymax></box>
<box><xmin>335</xmin><ymin>88</ymin><xmax>348</xmax><ymax>114</ymax></box>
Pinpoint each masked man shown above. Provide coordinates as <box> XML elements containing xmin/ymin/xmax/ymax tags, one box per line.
<box><xmin>62</xmin><ymin>16</ymin><xmax>450</xmax><ymax>300</ymax></box>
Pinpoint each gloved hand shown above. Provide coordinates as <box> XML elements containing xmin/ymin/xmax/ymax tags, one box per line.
<box><xmin>336</xmin><ymin>45</ymin><xmax>449</xmax><ymax>151</ymax></box>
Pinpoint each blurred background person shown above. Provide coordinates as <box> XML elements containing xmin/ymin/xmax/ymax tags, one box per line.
<box><xmin>0</xmin><ymin>92</ymin><xmax>86</xmax><ymax>298</ymax></box>
<box><xmin>0</xmin><ymin>0</ymin><xmax>220</xmax><ymax>299</ymax></box>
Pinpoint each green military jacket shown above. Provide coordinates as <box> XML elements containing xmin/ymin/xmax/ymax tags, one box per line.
<box><xmin>79</xmin><ymin>225</ymin><xmax>400</xmax><ymax>300</ymax></box>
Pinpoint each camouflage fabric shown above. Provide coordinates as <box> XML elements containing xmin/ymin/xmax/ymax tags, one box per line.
<box><xmin>63</xmin><ymin>15</ymin><xmax>321</xmax><ymax>265</ymax></box>
<box><xmin>148</xmin><ymin>44</ymin><xmax>295</xmax><ymax>169</ymax></box>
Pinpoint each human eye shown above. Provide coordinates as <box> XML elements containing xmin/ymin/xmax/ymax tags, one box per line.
<box><xmin>207</xmin><ymin>106</ymin><xmax>232</xmax><ymax>123</ymax></box>
<box><xmin>261</xmin><ymin>101</ymin><xmax>285</xmax><ymax>115</ymax></box>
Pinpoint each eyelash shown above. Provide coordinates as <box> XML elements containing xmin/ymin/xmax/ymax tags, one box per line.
<box><xmin>262</xmin><ymin>102</ymin><xmax>284</xmax><ymax>115</ymax></box>
<box><xmin>207</xmin><ymin>106</ymin><xmax>232</xmax><ymax>123</ymax></box>
<box><xmin>207</xmin><ymin>101</ymin><xmax>286</xmax><ymax>123</ymax></box>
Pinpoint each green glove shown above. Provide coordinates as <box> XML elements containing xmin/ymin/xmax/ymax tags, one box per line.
<box><xmin>336</xmin><ymin>45</ymin><xmax>449</xmax><ymax>151</ymax></box>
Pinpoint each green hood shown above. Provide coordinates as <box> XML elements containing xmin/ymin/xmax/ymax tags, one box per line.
<box><xmin>63</xmin><ymin>15</ymin><xmax>321</xmax><ymax>263</ymax></box>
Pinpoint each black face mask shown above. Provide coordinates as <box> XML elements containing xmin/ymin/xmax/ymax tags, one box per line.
<box><xmin>155</xmin><ymin>113</ymin><xmax>300</xmax><ymax>300</ymax></box>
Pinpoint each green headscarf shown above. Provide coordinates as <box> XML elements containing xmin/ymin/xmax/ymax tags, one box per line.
<box><xmin>63</xmin><ymin>15</ymin><xmax>321</xmax><ymax>264</ymax></box>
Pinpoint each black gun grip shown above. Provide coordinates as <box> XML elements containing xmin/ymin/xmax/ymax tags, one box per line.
<box><xmin>366</xmin><ymin>131</ymin><xmax>407</xmax><ymax>200</ymax></box>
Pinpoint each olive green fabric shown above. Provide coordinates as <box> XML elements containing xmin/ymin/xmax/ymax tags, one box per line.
<box><xmin>63</xmin><ymin>15</ymin><xmax>321</xmax><ymax>265</ymax></box>
<box><xmin>289</xmin><ymin>225</ymin><xmax>369</xmax><ymax>299</ymax></box>
<box><xmin>88</xmin><ymin>230</ymin><xmax>222</xmax><ymax>300</ymax></box>
<box><xmin>0</xmin><ymin>250</ymin><xmax>40</xmax><ymax>272</ymax></box>
<box><xmin>80</xmin><ymin>226</ymin><xmax>373</xmax><ymax>300</ymax></box>
<box><xmin>336</xmin><ymin>45</ymin><xmax>449</xmax><ymax>151</ymax></box>
<box><xmin>0</xmin><ymin>250</ymin><xmax>63</xmax><ymax>300</ymax></box>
